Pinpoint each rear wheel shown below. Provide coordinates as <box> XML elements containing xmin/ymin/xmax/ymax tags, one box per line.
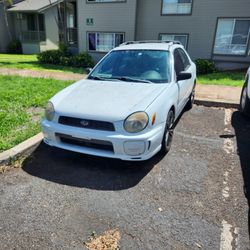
<box><xmin>186</xmin><ymin>83</ymin><xmax>196</xmax><ymax>110</ymax></box>
<box><xmin>160</xmin><ymin>110</ymin><xmax>174</xmax><ymax>154</ymax></box>
<box><xmin>240</xmin><ymin>82</ymin><xmax>250</xmax><ymax>117</ymax></box>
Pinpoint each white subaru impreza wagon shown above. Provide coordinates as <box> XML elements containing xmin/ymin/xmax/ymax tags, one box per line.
<box><xmin>41</xmin><ymin>41</ymin><xmax>196</xmax><ymax>161</ymax></box>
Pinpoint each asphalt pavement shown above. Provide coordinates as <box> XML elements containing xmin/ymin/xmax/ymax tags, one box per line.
<box><xmin>0</xmin><ymin>105</ymin><xmax>249</xmax><ymax>250</ymax></box>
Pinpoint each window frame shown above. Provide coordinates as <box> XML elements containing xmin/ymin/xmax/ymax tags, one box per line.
<box><xmin>86</xmin><ymin>0</ymin><xmax>126</xmax><ymax>3</ymax></box>
<box><xmin>159</xmin><ymin>33</ymin><xmax>189</xmax><ymax>50</ymax></box>
<box><xmin>161</xmin><ymin>0</ymin><xmax>194</xmax><ymax>16</ymax></box>
<box><xmin>212</xmin><ymin>17</ymin><xmax>250</xmax><ymax>57</ymax></box>
<box><xmin>87</xmin><ymin>31</ymin><xmax>125</xmax><ymax>53</ymax></box>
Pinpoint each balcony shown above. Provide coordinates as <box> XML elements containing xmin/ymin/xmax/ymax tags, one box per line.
<box><xmin>22</xmin><ymin>31</ymin><xmax>46</xmax><ymax>43</ymax></box>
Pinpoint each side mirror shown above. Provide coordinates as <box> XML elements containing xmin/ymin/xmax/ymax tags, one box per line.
<box><xmin>177</xmin><ymin>72</ymin><xmax>192</xmax><ymax>81</ymax></box>
<box><xmin>86</xmin><ymin>67</ymin><xmax>93</xmax><ymax>74</ymax></box>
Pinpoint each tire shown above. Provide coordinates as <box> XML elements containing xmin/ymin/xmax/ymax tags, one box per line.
<box><xmin>160</xmin><ymin>110</ymin><xmax>175</xmax><ymax>155</ymax></box>
<box><xmin>240</xmin><ymin>82</ymin><xmax>250</xmax><ymax>117</ymax></box>
<box><xmin>186</xmin><ymin>83</ymin><xmax>196</xmax><ymax>110</ymax></box>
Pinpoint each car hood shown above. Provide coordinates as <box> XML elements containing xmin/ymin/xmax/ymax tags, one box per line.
<box><xmin>52</xmin><ymin>79</ymin><xmax>168</xmax><ymax>121</ymax></box>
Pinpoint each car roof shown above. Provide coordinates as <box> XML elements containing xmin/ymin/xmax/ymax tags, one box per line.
<box><xmin>113</xmin><ymin>41</ymin><xmax>183</xmax><ymax>52</ymax></box>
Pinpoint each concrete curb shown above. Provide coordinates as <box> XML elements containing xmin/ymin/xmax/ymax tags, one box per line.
<box><xmin>0</xmin><ymin>133</ymin><xmax>43</xmax><ymax>166</ymax></box>
<box><xmin>195</xmin><ymin>98</ymin><xmax>239</xmax><ymax>109</ymax></box>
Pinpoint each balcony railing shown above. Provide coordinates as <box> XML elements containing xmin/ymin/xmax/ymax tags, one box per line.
<box><xmin>22</xmin><ymin>31</ymin><xmax>46</xmax><ymax>42</ymax></box>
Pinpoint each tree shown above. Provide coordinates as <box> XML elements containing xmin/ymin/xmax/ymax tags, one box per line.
<box><xmin>48</xmin><ymin>0</ymin><xmax>67</xmax><ymax>45</ymax></box>
<box><xmin>0</xmin><ymin>0</ymin><xmax>13</xmax><ymax>41</ymax></box>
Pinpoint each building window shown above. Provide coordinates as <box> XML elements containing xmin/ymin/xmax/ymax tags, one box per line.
<box><xmin>26</xmin><ymin>13</ymin><xmax>36</xmax><ymax>31</ymax></box>
<box><xmin>87</xmin><ymin>0</ymin><xmax>125</xmax><ymax>3</ymax></box>
<box><xmin>38</xmin><ymin>14</ymin><xmax>45</xmax><ymax>32</ymax></box>
<box><xmin>22</xmin><ymin>13</ymin><xmax>46</xmax><ymax>42</ymax></box>
<box><xmin>58</xmin><ymin>1</ymin><xmax>78</xmax><ymax>46</ymax></box>
<box><xmin>88</xmin><ymin>32</ymin><xmax>124</xmax><ymax>52</ymax></box>
<box><xmin>214</xmin><ymin>19</ymin><xmax>250</xmax><ymax>55</ymax></box>
<box><xmin>160</xmin><ymin>34</ymin><xmax>188</xmax><ymax>49</ymax></box>
<box><xmin>66</xmin><ymin>2</ymin><xmax>77</xmax><ymax>29</ymax></box>
<box><xmin>162</xmin><ymin>0</ymin><xmax>192</xmax><ymax>15</ymax></box>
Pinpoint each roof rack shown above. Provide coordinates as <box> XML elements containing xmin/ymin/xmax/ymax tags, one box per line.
<box><xmin>119</xmin><ymin>40</ymin><xmax>182</xmax><ymax>46</ymax></box>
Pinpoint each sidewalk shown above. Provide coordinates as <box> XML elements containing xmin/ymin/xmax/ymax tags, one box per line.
<box><xmin>195</xmin><ymin>84</ymin><xmax>241</xmax><ymax>107</ymax></box>
<box><xmin>0</xmin><ymin>67</ymin><xmax>241</xmax><ymax>107</ymax></box>
<box><xmin>0</xmin><ymin>67</ymin><xmax>84</xmax><ymax>81</ymax></box>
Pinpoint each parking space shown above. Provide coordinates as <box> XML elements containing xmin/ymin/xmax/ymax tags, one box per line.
<box><xmin>0</xmin><ymin>105</ymin><xmax>249</xmax><ymax>249</ymax></box>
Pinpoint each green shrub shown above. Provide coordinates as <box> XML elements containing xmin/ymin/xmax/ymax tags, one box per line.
<box><xmin>195</xmin><ymin>59</ymin><xmax>217</xmax><ymax>75</ymax></box>
<box><xmin>37</xmin><ymin>50</ymin><xmax>64</xmax><ymax>64</ymax></box>
<box><xmin>7</xmin><ymin>40</ymin><xmax>22</xmax><ymax>54</ymax></box>
<box><xmin>58</xmin><ymin>43</ymin><xmax>72</xmax><ymax>57</ymax></box>
<box><xmin>70</xmin><ymin>52</ymin><xmax>94</xmax><ymax>68</ymax></box>
<box><xmin>37</xmin><ymin>49</ymin><xmax>94</xmax><ymax>68</ymax></box>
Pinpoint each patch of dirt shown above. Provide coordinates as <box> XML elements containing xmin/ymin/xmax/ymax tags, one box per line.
<box><xmin>27</xmin><ymin>107</ymin><xmax>44</xmax><ymax>123</ymax></box>
<box><xmin>84</xmin><ymin>229</ymin><xmax>121</xmax><ymax>250</ymax></box>
<box><xmin>0</xmin><ymin>67</ymin><xmax>84</xmax><ymax>81</ymax></box>
<box><xmin>0</xmin><ymin>156</ymin><xmax>26</xmax><ymax>173</ymax></box>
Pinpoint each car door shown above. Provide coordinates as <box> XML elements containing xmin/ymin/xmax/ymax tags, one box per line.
<box><xmin>174</xmin><ymin>48</ymin><xmax>193</xmax><ymax>111</ymax></box>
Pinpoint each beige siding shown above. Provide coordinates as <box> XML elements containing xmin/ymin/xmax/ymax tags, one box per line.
<box><xmin>20</xmin><ymin>6</ymin><xmax>59</xmax><ymax>54</ymax></box>
<box><xmin>77</xmin><ymin>0</ymin><xmax>137</xmax><ymax>62</ymax></box>
<box><xmin>136</xmin><ymin>0</ymin><xmax>250</xmax><ymax>66</ymax></box>
<box><xmin>40</xmin><ymin>6</ymin><xmax>59</xmax><ymax>51</ymax></box>
<box><xmin>22</xmin><ymin>43</ymin><xmax>40</xmax><ymax>54</ymax></box>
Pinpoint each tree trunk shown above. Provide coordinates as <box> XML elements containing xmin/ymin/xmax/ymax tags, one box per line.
<box><xmin>1</xmin><ymin>0</ymin><xmax>12</xmax><ymax>41</ymax></box>
<box><xmin>49</xmin><ymin>0</ymin><xmax>67</xmax><ymax>45</ymax></box>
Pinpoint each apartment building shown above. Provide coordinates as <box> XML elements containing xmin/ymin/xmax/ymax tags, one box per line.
<box><xmin>1</xmin><ymin>0</ymin><xmax>250</xmax><ymax>69</ymax></box>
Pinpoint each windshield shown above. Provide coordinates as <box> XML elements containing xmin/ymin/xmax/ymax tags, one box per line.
<box><xmin>88</xmin><ymin>50</ymin><xmax>171</xmax><ymax>84</ymax></box>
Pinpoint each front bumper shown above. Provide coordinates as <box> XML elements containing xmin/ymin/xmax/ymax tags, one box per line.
<box><xmin>41</xmin><ymin>119</ymin><xmax>165</xmax><ymax>161</ymax></box>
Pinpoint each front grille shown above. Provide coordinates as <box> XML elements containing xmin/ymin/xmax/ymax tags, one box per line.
<box><xmin>56</xmin><ymin>133</ymin><xmax>114</xmax><ymax>152</ymax></box>
<box><xmin>58</xmin><ymin>116</ymin><xmax>115</xmax><ymax>132</ymax></box>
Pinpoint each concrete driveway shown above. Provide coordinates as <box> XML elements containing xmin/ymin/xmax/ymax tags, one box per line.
<box><xmin>0</xmin><ymin>106</ymin><xmax>249</xmax><ymax>249</ymax></box>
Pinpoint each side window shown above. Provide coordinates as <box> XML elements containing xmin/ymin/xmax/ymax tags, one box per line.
<box><xmin>178</xmin><ymin>48</ymin><xmax>191</xmax><ymax>70</ymax></box>
<box><xmin>174</xmin><ymin>49</ymin><xmax>185</xmax><ymax>75</ymax></box>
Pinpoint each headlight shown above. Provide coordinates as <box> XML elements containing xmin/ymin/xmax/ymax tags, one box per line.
<box><xmin>124</xmin><ymin>112</ymin><xmax>149</xmax><ymax>133</ymax></box>
<box><xmin>45</xmin><ymin>101</ymin><xmax>55</xmax><ymax>121</ymax></box>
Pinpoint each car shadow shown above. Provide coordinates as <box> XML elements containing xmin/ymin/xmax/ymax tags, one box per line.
<box><xmin>231</xmin><ymin>111</ymin><xmax>250</xmax><ymax>235</ymax></box>
<box><xmin>21</xmin><ymin>105</ymin><xmax>189</xmax><ymax>191</ymax></box>
<box><xmin>22</xmin><ymin>142</ymin><xmax>165</xmax><ymax>191</ymax></box>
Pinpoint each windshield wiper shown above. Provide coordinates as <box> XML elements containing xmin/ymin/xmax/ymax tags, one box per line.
<box><xmin>88</xmin><ymin>76</ymin><xmax>107</xmax><ymax>81</ymax></box>
<box><xmin>113</xmin><ymin>76</ymin><xmax>152</xmax><ymax>83</ymax></box>
<box><xmin>88</xmin><ymin>76</ymin><xmax>122</xmax><ymax>81</ymax></box>
<box><xmin>88</xmin><ymin>75</ymin><xmax>152</xmax><ymax>83</ymax></box>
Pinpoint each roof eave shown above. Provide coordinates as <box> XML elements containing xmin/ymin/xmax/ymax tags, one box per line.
<box><xmin>7</xmin><ymin>0</ymin><xmax>63</xmax><ymax>13</ymax></box>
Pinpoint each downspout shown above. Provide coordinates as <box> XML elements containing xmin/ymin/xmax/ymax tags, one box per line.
<box><xmin>36</xmin><ymin>13</ymin><xmax>41</xmax><ymax>52</ymax></box>
<box><xmin>63</xmin><ymin>0</ymin><xmax>67</xmax><ymax>45</ymax></box>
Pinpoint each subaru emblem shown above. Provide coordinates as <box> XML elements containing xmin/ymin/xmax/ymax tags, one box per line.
<box><xmin>80</xmin><ymin>120</ymin><xmax>89</xmax><ymax>126</ymax></box>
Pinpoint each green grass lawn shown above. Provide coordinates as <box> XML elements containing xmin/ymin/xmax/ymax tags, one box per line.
<box><xmin>0</xmin><ymin>54</ymin><xmax>85</xmax><ymax>74</ymax></box>
<box><xmin>197</xmin><ymin>71</ymin><xmax>245</xmax><ymax>87</ymax></box>
<box><xmin>0</xmin><ymin>75</ymin><xmax>73</xmax><ymax>152</ymax></box>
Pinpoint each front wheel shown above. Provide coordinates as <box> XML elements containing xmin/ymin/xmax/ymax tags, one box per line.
<box><xmin>160</xmin><ymin>110</ymin><xmax>175</xmax><ymax>155</ymax></box>
<box><xmin>240</xmin><ymin>83</ymin><xmax>250</xmax><ymax>117</ymax></box>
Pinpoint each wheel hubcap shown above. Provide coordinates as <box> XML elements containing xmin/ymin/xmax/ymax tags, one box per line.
<box><xmin>165</xmin><ymin>113</ymin><xmax>174</xmax><ymax>144</ymax></box>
